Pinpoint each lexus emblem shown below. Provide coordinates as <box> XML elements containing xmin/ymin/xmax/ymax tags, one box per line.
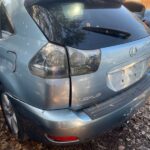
<box><xmin>129</xmin><ymin>47</ymin><xmax>138</xmax><ymax>57</ymax></box>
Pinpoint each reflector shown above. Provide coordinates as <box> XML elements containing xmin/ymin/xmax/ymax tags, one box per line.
<box><xmin>46</xmin><ymin>135</ymin><xmax>79</xmax><ymax>142</ymax></box>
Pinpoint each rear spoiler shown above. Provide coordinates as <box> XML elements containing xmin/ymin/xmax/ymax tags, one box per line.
<box><xmin>25</xmin><ymin>0</ymin><xmax>125</xmax><ymax>8</ymax></box>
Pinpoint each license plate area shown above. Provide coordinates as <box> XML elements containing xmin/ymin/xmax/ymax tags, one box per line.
<box><xmin>107</xmin><ymin>58</ymin><xmax>149</xmax><ymax>92</ymax></box>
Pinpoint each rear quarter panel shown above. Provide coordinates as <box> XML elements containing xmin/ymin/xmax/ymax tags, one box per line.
<box><xmin>0</xmin><ymin>0</ymin><xmax>70</xmax><ymax>109</ymax></box>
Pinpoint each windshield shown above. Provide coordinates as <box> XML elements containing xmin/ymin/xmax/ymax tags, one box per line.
<box><xmin>27</xmin><ymin>1</ymin><xmax>150</xmax><ymax>49</ymax></box>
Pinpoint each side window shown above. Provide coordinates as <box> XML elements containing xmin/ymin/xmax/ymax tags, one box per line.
<box><xmin>0</xmin><ymin>4</ymin><xmax>14</xmax><ymax>39</ymax></box>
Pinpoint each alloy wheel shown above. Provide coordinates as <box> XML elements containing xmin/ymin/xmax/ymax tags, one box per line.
<box><xmin>1</xmin><ymin>94</ymin><xmax>19</xmax><ymax>135</ymax></box>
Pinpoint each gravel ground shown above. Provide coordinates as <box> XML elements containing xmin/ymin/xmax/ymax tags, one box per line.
<box><xmin>0</xmin><ymin>98</ymin><xmax>150</xmax><ymax>150</ymax></box>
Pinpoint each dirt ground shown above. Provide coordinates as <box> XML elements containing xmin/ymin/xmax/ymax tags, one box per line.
<box><xmin>0</xmin><ymin>98</ymin><xmax>150</xmax><ymax>150</ymax></box>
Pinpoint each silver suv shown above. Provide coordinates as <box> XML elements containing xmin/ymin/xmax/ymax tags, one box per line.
<box><xmin>0</xmin><ymin>0</ymin><xmax>150</xmax><ymax>144</ymax></box>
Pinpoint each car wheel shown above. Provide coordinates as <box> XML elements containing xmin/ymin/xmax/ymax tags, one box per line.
<box><xmin>0</xmin><ymin>93</ymin><xmax>25</xmax><ymax>142</ymax></box>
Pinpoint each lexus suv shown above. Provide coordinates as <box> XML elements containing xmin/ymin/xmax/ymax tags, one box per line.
<box><xmin>0</xmin><ymin>0</ymin><xmax>150</xmax><ymax>145</ymax></box>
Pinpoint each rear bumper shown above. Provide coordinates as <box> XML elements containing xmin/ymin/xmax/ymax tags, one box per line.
<box><xmin>10</xmin><ymin>75</ymin><xmax>150</xmax><ymax>144</ymax></box>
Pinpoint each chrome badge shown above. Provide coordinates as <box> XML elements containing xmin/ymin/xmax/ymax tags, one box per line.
<box><xmin>129</xmin><ymin>47</ymin><xmax>138</xmax><ymax>57</ymax></box>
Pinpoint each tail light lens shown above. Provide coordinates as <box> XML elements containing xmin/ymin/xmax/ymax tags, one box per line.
<box><xmin>67</xmin><ymin>47</ymin><xmax>101</xmax><ymax>76</ymax></box>
<box><xmin>29</xmin><ymin>43</ymin><xmax>69</xmax><ymax>78</ymax></box>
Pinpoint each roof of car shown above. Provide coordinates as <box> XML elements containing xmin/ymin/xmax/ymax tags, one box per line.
<box><xmin>24</xmin><ymin>0</ymin><xmax>125</xmax><ymax>7</ymax></box>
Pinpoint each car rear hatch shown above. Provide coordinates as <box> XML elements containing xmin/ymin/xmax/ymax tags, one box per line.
<box><xmin>26</xmin><ymin>0</ymin><xmax>150</xmax><ymax>109</ymax></box>
<box><xmin>69</xmin><ymin>37</ymin><xmax>150</xmax><ymax>109</ymax></box>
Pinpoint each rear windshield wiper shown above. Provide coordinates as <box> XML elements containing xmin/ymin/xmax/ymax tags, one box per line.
<box><xmin>82</xmin><ymin>26</ymin><xmax>131</xmax><ymax>39</ymax></box>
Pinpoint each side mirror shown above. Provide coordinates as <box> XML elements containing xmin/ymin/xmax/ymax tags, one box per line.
<box><xmin>124</xmin><ymin>2</ymin><xmax>145</xmax><ymax>18</ymax></box>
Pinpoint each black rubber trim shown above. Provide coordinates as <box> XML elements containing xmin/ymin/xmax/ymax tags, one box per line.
<box><xmin>84</xmin><ymin>75</ymin><xmax>150</xmax><ymax>119</ymax></box>
<box><xmin>65</xmin><ymin>47</ymin><xmax>72</xmax><ymax>107</ymax></box>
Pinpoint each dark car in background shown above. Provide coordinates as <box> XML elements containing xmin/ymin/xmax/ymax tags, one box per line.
<box><xmin>0</xmin><ymin>0</ymin><xmax>150</xmax><ymax>145</ymax></box>
<box><xmin>124</xmin><ymin>1</ymin><xmax>150</xmax><ymax>27</ymax></box>
<box><xmin>124</xmin><ymin>1</ymin><xmax>146</xmax><ymax>19</ymax></box>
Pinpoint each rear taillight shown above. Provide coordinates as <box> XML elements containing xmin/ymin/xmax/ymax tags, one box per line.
<box><xmin>67</xmin><ymin>47</ymin><xmax>101</xmax><ymax>76</ymax></box>
<box><xmin>29</xmin><ymin>43</ymin><xmax>69</xmax><ymax>78</ymax></box>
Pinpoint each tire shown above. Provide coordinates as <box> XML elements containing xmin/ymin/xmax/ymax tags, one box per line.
<box><xmin>0</xmin><ymin>92</ymin><xmax>25</xmax><ymax>142</ymax></box>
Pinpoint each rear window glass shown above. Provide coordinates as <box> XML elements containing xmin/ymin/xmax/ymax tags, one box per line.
<box><xmin>27</xmin><ymin>1</ymin><xmax>150</xmax><ymax>49</ymax></box>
